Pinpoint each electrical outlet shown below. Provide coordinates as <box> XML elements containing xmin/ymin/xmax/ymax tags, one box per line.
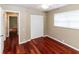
<box><xmin>62</xmin><ymin>40</ymin><xmax>65</xmax><ymax>43</ymax></box>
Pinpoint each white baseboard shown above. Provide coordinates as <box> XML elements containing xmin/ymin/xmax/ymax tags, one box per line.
<box><xmin>19</xmin><ymin>36</ymin><xmax>43</xmax><ymax>44</ymax></box>
<box><xmin>19</xmin><ymin>39</ymin><xmax>31</xmax><ymax>44</ymax></box>
<box><xmin>44</xmin><ymin>35</ymin><xmax>79</xmax><ymax>51</ymax></box>
<box><xmin>19</xmin><ymin>35</ymin><xmax>79</xmax><ymax>51</ymax></box>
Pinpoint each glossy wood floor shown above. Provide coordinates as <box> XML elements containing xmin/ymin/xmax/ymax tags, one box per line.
<box><xmin>3</xmin><ymin>36</ymin><xmax>79</xmax><ymax>54</ymax></box>
<box><xmin>3</xmin><ymin>31</ymin><xmax>18</xmax><ymax>54</ymax></box>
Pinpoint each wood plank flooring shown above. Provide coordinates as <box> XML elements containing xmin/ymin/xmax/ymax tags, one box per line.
<box><xmin>3</xmin><ymin>32</ymin><xmax>18</xmax><ymax>54</ymax></box>
<box><xmin>3</xmin><ymin>36</ymin><xmax>79</xmax><ymax>54</ymax></box>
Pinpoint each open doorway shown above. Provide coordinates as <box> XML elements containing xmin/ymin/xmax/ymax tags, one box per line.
<box><xmin>8</xmin><ymin>13</ymin><xmax>18</xmax><ymax>37</ymax></box>
<box><xmin>4</xmin><ymin>11</ymin><xmax>20</xmax><ymax>54</ymax></box>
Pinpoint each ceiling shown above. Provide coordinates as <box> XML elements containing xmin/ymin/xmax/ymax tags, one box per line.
<box><xmin>12</xmin><ymin>4</ymin><xmax>67</xmax><ymax>11</ymax></box>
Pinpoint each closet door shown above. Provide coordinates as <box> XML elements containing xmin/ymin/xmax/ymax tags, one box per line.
<box><xmin>31</xmin><ymin>15</ymin><xmax>44</xmax><ymax>39</ymax></box>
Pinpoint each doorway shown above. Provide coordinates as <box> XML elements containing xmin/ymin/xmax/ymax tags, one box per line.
<box><xmin>9</xmin><ymin>15</ymin><xmax>18</xmax><ymax>37</ymax></box>
<box><xmin>4</xmin><ymin>11</ymin><xmax>20</xmax><ymax>53</ymax></box>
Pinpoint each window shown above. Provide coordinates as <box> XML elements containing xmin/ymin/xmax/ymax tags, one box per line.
<box><xmin>54</xmin><ymin>10</ymin><xmax>79</xmax><ymax>29</ymax></box>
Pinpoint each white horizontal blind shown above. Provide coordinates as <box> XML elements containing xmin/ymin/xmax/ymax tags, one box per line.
<box><xmin>54</xmin><ymin>10</ymin><xmax>79</xmax><ymax>29</ymax></box>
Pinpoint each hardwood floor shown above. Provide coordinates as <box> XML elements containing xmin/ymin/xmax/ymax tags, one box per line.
<box><xmin>3</xmin><ymin>36</ymin><xmax>79</xmax><ymax>54</ymax></box>
<box><xmin>3</xmin><ymin>32</ymin><xmax>18</xmax><ymax>54</ymax></box>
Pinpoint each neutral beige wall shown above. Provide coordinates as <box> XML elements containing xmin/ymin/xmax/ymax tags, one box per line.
<box><xmin>44</xmin><ymin>12</ymin><xmax>48</xmax><ymax>35</ymax></box>
<box><xmin>46</xmin><ymin>4</ymin><xmax>79</xmax><ymax>49</ymax></box>
<box><xmin>0</xmin><ymin>4</ymin><xmax>45</xmax><ymax>44</ymax></box>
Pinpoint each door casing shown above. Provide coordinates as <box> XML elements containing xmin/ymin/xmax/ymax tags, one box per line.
<box><xmin>4</xmin><ymin>10</ymin><xmax>20</xmax><ymax>44</ymax></box>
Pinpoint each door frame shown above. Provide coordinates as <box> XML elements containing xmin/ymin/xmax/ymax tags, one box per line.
<box><xmin>5</xmin><ymin>10</ymin><xmax>20</xmax><ymax>44</ymax></box>
<box><xmin>0</xmin><ymin>7</ymin><xmax>4</xmax><ymax>53</ymax></box>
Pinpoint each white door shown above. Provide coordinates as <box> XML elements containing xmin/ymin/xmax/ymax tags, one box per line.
<box><xmin>0</xmin><ymin>7</ymin><xmax>4</xmax><ymax>54</ymax></box>
<box><xmin>31</xmin><ymin>15</ymin><xmax>44</xmax><ymax>39</ymax></box>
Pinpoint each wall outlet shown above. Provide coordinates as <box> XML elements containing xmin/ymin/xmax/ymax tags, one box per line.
<box><xmin>62</xmin><ymin>40</ymin><xmax>65</xmax><ymax>43</ymax></box>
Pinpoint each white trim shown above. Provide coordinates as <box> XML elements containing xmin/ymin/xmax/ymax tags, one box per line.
<box><xmin>19</xmin><ymin>39</ymin><xmax>31</xmax><ymax>44</ymax></box>
<box><xmin>4</xmin><ymin>10</ymin><xmax>21</xmax><ymax>44</ymax></box>
<box><xmin>5</xmin><ymin>10</ymin><xmax>20</xmax><ymax>13</ymax></box>
<box><xmin>44</xmin><ymin>35</ymin><xmax>79</xmax><ymax>51</ymax></box>
<box><xmin>0</xmin><ymin>7</ymin><xmax>4</xmax><ymax>54</ymax></box>
<box><xmin>19</xmin><ymin>36</ymin><xmax>43</xmax><ymax>44</ymax></box>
